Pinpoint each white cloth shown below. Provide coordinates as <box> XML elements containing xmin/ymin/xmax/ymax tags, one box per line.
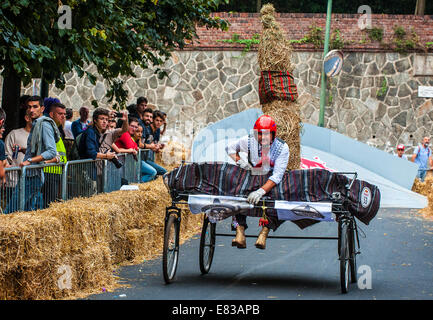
<box><xmin>226</xmin><ymin>135</ymin><xmax>289</xmax><ymax>184</ymax></box>
<box><xmin>64</xmin><ymin>120</ymin><xmax>74</xmax><ymax>139</ymax></box>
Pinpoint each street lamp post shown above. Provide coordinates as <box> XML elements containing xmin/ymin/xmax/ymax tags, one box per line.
<box><xmin>318</xmin><ymin>0</ymin><xmax>333</xmax><ymax>127</ymax></box>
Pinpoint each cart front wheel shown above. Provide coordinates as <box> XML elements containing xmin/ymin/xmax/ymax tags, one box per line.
<box><xmin>339</xmin><ymin>221</ymin><xmax>350</xmax><ymax>294</ymax></box>
<box><xmin>199</xmin><ymin>216</ymin><xmax>216</xmax><ymax>274</ymax></box>
<box><xmin>163</xmin><ymin>214</ymin><xmax>180</xmax><ymax>284</ymax></box>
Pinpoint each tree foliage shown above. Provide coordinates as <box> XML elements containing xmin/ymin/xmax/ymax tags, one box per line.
<box><xmin>0</xmin><ymin>0</ymin><xmax>229</xmax><ymax>108</ymax></box>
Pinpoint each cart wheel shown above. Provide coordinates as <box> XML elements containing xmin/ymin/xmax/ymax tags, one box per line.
<box><xmin>339</xmin><ymin>221</ymin><xmax>350</xmax><ymax>294</ymax></box>
<box><xmin>163</xmin><ymin>214</ymin><xmax>180</xmax><ymax>284</ymax></box>
<box><xmin>199</xmin><ymin>216</ymin><xmax>216</xmax><ymax>274</ymax></box>
<box><xmin>349</xmin><ymin>223</ymin><xmax>357</xmax><ymax>284</ymax></box>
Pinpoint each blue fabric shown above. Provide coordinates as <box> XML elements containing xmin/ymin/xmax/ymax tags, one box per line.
<box><xmin>146</xmin><ymin>160</ymin><xmax>167</xmax><ymax>176</ymax></box>
<box><xmin>144</xmin><ymin>125</ymin><xmax>160</xmax><ymax>144</ymax></box>
<box><xmin>140</xmin><ymin>160</ymin><xmax>167</xmax><ymax>183</ymax></box>
<box><xmin>413</xmin><ymin>145</ymin><xmax>431</xmax><ymax>170</ymax></box>
<box><xmin>24</xmin><ymin>118</ymin><xmax>58</xmax><ymax>162</ymax></box>
<box><xmin>143</xmin><ymin>125</ymin><xmax>162</xmax><ymax>162</ymax></box>
<box><xmin>4</xmin><ymin>186</ymin><xmax>19</xmax><ymax>214</ymax></box>
<box><xmin>0</xmin><ymin>140</ymin><xmax>6</xmax><ymax>161</ymax></box>
<box><xmin>71</xmin><ymin>119</ymin><xmax>89</xmax><ymax>139</ymax></box>
<box><xmin>23</xmin><ymin>176</ymin><xmax>44</xmax><ymax>211</ymax></box>
<box><xmin>140</xmin><ymin>160</ymin><xmax>157</xmax><ymax>183</ymax></box>
<box><xmin>5</xmin><ymin>176</ymin><xmax>43</xmax><ymax>213</ymax></box>
<box><xmin>417</xmin><ymin>169</ymin><xmax>427</xmax><ymax>182</ymax></box>
<box><xmin>78</xmin><ymin>126</ymin><xmax>102</xmax><ymax>160</ymax></box>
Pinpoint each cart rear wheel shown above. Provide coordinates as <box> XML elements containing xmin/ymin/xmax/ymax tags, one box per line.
<box><xmin>199</xmin><ymin>216</ymin><xmax>216</xmax><ymax>274</ymax></box>
<box><xmin>349</xmin><ymin>223</ymin><xmax>357</xmax><ymax>283</ymax></box>
<box><xmin>163</xmin><ymin>214</ymin><xmax>180</xmax><ymax>284</ymax></box>
<box><xmin>339</xmin><ymin>221</ymin><xmax>350</xmax><ymax>294</ymax></box>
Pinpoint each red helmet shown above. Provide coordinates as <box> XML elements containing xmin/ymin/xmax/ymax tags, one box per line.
<box><xmin>254</xmin><ymin>115</ymin><xmax>277</xmax><ymax>134</ymax></box>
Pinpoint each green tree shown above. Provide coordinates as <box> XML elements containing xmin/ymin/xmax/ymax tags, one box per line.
<box><xmin>0</xmin><ymin>0</ymin><xmax>229</xmax><ymax>131</ymax></box>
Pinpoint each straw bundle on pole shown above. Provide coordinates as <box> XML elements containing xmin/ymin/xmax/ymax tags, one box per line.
<box><xmin>257</xmin><ymin>3</ymin><xmax>302</xmax><ymax>170</ymax></box>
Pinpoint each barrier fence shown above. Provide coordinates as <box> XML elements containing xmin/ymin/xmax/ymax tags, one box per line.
<box><xmin>0</xmin><ymin>149</ymin><xmax>150</xmax><ymax>214</ymax></box>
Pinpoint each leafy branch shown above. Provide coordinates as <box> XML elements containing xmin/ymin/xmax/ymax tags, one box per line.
<box><xmin>217</xmin><ymin>33</ymin><xmax>260</xmax><ymax>55</ymax></box>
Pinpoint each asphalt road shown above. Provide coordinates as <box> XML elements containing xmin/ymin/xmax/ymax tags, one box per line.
<box><xmin>86</xmin><ymin>208</ymin><xmax>433</xmax><ymax>300</ymax></box>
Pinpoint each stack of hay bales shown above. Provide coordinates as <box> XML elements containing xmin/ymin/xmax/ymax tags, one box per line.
<box><xmin>155</xmin><ymin>140</ymin><xmax>191</xmax><ymax>171</ymax></box>
<box><xmin>0</xmin><ymin>178</ymin><xmax>202</xmax><ymax>299</ymax></box>
<box><xmin>257</xmin><ymin>4</ymin><xmax>302</xmax><ymax>170</ymax></box>
<box><xmin>413</xmin><ymin>176</ymin><xmax>433</xmax><ymax>219</ymax></box>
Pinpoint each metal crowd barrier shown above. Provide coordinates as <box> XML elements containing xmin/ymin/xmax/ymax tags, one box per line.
<box><xmin>62</xmin><ymin>159</ymin><xmax>102</xmax><ymax>200</ymax></box>
<box><xmin>0</xmin><ymin>167</ymin><xmax>22</xmax><ymax>214</ymax></box>
<box><xmin>0</xmin><ymin>149</ymin><xmax>152</xmax><ymax>214</ymax></box>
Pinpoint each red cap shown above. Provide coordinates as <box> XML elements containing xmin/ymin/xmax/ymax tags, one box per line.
<box><xmin>397</xmin><ymin>144</ymin><xmax>405</xmax><ymax>150</ymax></box>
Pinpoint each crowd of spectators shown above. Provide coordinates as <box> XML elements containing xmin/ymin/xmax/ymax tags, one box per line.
<box><xmin>0</xmin><ymin>95</ymin><xmax>168</xmax><ymax>212</ymax></box>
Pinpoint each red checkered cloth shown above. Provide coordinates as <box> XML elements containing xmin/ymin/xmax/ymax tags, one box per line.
<box><xmin>258</xmin><ymin>71</ymin><xmax>298</xmax><ymax>105</ymax></box>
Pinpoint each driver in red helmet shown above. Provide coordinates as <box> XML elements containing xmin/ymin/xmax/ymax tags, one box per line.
<box><xmin>226</xmin><ymin>115</ymin><xmax>289</xmax><ymax>249</ymax></box>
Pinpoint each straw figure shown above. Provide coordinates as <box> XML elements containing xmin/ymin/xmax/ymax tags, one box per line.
<box><xmin>257</xmin><ymin>3</ymin><xmax>302</xmax><ymax>170</ymax></box>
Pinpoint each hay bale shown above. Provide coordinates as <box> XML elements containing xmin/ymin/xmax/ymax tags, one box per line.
<box><xmin>0</xmin><ymin>262</ymin><xmax>56</xmax><ymax>300</ymax></box>
<box><xmin>413</xmin><ymin>176</ymin><xmax>433</xmax><ymax>219</ymax></box>
<box><xmin>0</xmin><ymin>213</ymin><xmax>63</xmax><ymax>274</ymax></box>
<box><xmin>0</xmin><ymin>176</ymin><xmax>203</xmax><ymax>299</ymax></box>
<box><xmin>71</xmin><ymin>245</ymin><xmax>113</xmax><ymax>291</ymax></box>
<box><xmin>124</xmin><ymin>227</ymin><xmax>154</xmax><ymax>262</ymax></box>
<box><xmin>257</xmin><ymin>3</ymin><xmax>301</xmax><ymax>170</ymax></box>
<box><xmin>155</xmin><ymin>140</ymin><xmax>191</xmax><ymax>171</ymax></box>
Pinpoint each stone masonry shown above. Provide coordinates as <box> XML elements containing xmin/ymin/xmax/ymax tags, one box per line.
<box><xmin>12</xmin><ymin>50</ymin><xmax>433</xmax><ymax>154</ymax></box>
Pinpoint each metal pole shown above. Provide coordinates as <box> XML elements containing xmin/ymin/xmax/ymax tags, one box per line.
<box><xmin>19</xmin><ymin>166</ymin><xmax>26</xmax><ymax>211</ymax></box>
<box><xmin>318</xmin><ymin>0</ymin><xmax>333</xmax><ymax>127</ymax></box>
<box><xmin>61</xmin><ymin>162</ymin><xmax>69</xmax><ymax>200</ymax></box>
<box><xmin>103</xmin><ymin>160</ymin><xmax>108</xmax><ymax>193</ymax></box>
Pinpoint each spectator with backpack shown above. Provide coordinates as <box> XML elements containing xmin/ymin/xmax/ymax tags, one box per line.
<box><xmin>17</xmin><ymin>96</ymin><xmax>58</xmax><ymax>211</ymax></box>
<box><xmin>76</xmin><ymin>108</ymin><xmax>128</xmax><ymax>161</ymax></box>
<box><xmin>411</xmin><ymin>136</ymin><xmax>433</xmax><ymax>182</ymax></box>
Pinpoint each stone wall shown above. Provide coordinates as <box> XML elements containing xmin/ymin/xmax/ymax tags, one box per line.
<box><xmin>12</xmin><ymin>50</ymin><xmax>433</xmax><ymax>154</ymax></box>
<box><xmin>2</xmin><ymin>13</ymin><xmax>433</xmax><ymax>154</ymax></box>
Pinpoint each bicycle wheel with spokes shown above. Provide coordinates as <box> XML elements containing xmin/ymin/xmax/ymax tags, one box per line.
<box><xmin>199</xmin><ymin>216</ymin><xmax>216</xmax><ymax>274</ymax></box>
<box><xmin>349</xmin><ymin>221</ymin><xmax>357</xmax><ymax>283</ymax></box>
<box><xmin>163</xmin><ymin>214</ymin><xmax>180</xmax><ymax>284</ymax></box>
<box><xmin>339</xmin><ymin>220</ymin><xmax>350</xmax><ymax>294</ymax></box>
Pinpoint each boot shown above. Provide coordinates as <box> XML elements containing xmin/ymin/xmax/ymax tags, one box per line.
<box><xmin>255</xmin><ymin>226</ymin><xmax>270</xmax><ymax>250</ymax></box>
<box><xmin>232</xmin><ymin>226</ymin><xmax>246</xmax><ymax>249</ymax></box>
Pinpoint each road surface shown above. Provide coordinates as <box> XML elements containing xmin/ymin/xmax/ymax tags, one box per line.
<box><xmin>86</xmin><ymin>207</ymin><xmax>433</xmax><ymax>300</ymax></box>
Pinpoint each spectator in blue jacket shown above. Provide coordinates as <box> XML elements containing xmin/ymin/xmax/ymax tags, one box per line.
<box><xmin>71</xmin><ymin>106</ymin><xmax>90</xmax><ymax>139</ymax></box>
<box><xmin>78</xmin><ymin>107</ymin><xmax>128</xmax><ymax>160</ymax></box>
<box><xmin>16</xmin><ymin>96</ymin><xmax>58</xmax><ymax>211</ymax></box>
